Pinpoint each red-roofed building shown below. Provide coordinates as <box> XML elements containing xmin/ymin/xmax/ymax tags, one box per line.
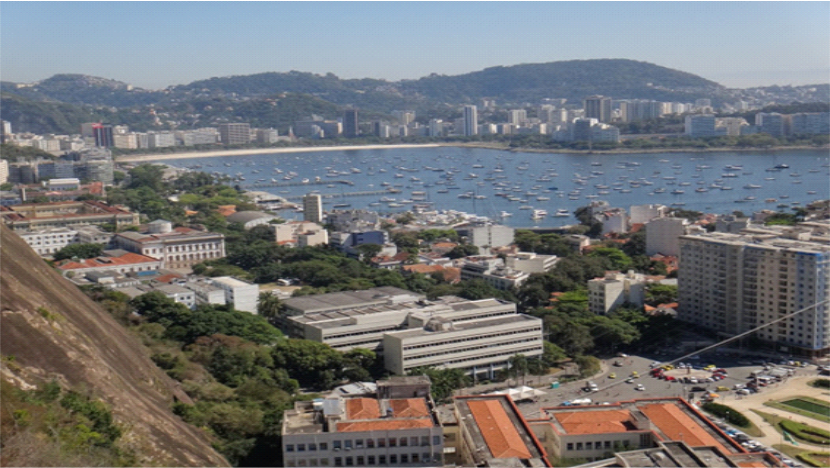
<box><xmin>113</xmin><ymin>220</ymin><xmax>225</xmax><ymax>269</ymax></box>
<box><xmin>1</xmin><ymin>200</ymin><xmax>139</xmax><ymax>232</ymax></box>
<box><xmin>282</xmin><ymin>376</ymin><xmax>443</xmax><ymax>467</ymax></box>
<box><xmin>57</xmin><ymin>252</ymin><xmax>162</xmax><ymax>277</ymax></box>
<box><xmin>453</xmin><ymin>394</ymin><xmax>551</xmax><ymax>467</ymax></box>
<box><xmin>529</xmin><ymin>397</ymin><xmax>745</xmax><ymax>464</ymax></box>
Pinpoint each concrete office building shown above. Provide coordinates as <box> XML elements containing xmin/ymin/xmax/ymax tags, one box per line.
<box><xmin>579</xmin><ymin>441</ymin><xmax>784</xmax><ymax>468</ymax></box>
<box><xmin>218</xmin><ymin>123</ymin><xmax>251</xmax><ymax>145</ymax></box>
<box><xmin>0</xmin><ymin>159</ymin><xmax>8</xmax><ymax>184</ymax></box>
<box><xmin>678</xmin><ymin>228</ymin><xmax>830</xmax><ymax>357</ymax></box>
<box><xmin>92</xmin><ymin>124</ymin><xmax>114</xmax><ymax>148</ymax></box>
<box><xmin>455</xmin><ymin>223</ymin><xmax>514</xmax><ymax>255</ymax></box>
<box><xmin>583</xmin><ymin>95</ymin><xmax>612</xmax><ymax>123</ymax></box>
<box><xmin>303</xmin><ymin>193</ymin><xmax>323</xmax><ymax>223</ymax></box>
<box><xmin>588</xmin><ymin>270</ymin><xmax>647</xmax><ymax>315</ymax></box>
<box><xmin>383</xmin><ymin>313</ymin><xmax>544</xmax><ymax>378</ymax></box>
<box><xmin>281</xmin><ymin>376</ymin><xmax>444</xmax><ymax>468</ymax></box>
<box><xmin>463</xmin><ymin>105</ymin><xmax>478</xmax><ymax>136</ymax></box>
<box><xmin>460</xmin><ymin>256</ymin><xmax>530</xmax><ymax>291</ymax></box>
<box><xmin>630</xmin><ymin>204</ymin><xmax>668</xmax><ymax>225</ymax></box>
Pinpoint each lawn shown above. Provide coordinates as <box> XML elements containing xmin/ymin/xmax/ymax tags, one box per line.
<box><xmin>754</xmin><ymin>410</ymin><xmax>830</xmax><ymax>445</ymax></box>
<box><xmin>771</xmin><ymin>445</ymin><xmax>830</xmax><ymax>468</ymax></box>
<box><xmin>765</xmin><ymin>396</ymin><xmax>830</xmax><ymax>423</ymax></box>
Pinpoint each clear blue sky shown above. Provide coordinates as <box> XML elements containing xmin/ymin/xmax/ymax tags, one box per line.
<box><xmin>2</xmin><ymin>2</ymin><xmax>828</xmax><ymax>89</ymax></box>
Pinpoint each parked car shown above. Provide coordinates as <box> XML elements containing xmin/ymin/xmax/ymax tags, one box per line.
<box><xmin>635</xmin><ymin>384</ymin><xmax>645</xmax><ymax>391</ymax></box>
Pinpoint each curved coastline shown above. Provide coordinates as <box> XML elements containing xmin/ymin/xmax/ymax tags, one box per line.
<box><xmin>115</xmin><ymin>142</ymin><xmax>829</xmax><ymax>163</ymax></box>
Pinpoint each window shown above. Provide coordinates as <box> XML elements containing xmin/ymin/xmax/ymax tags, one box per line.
<box><xmin>286</xmin><ymin>445</ymin><xmax>295</xmax><ymax>452</ymax></box>
<box><xmin>586</xmin><ymin>442</ymin><xmax>592</xmax><ymax>450</ymax></box>
<box><xmin>320</xmin><ymin>459</ymin><xmax>329</xmax><ymax>466</ymax></box>
<box><xmin>410</xmin><ymin>437</ymin><xmax>418</xmax><ymax>447</ymax></box>
<box><xmin>309</xmin><ymin>443</ymin><xmax>317</xmax><ymax>451</ymax></box>
<box><xmin>389</xmin><ymin>438</ymin><xmax>397</xmax><ymax>447</ymax></box>
<box><xmin>401</xmin><ymin>454</ymin><xmax>408</xmax><ymax>464</ymax></box>
<box><xmin>421</xmin><ymin>436</ymin><xmax>429</xmax><ymax>446</ymax></box>
<box><xmin>286</xmin><ymin>461</ymin><xmax>296</xmax><ymax>467</ymax></box>
<box><xmin>345</xmin><ymin>457</ymin><xmax>353</xmax><ymax>466</ymax></box>
<box><xmin>379</xmin><ymin>456</ymin><xmax>386</xmax><ymax>465</ymax></box>
<box><xmin>355</xmin><ymin>439</ymin><xmax>364</xmax><ymax>449</ymax></box>
<box><xmin>378</xmin><ymin>438</ymin><xmax>386</xmax><ymax>448</ymax></box>
<box><xmin>433</xmin><ymin>436</ymin><xmax>441</xmax><ymax>446</ymax></box>
<box><xmin>390</xmin><ymin>455</ymin><xmax>397</xmax><ymax>464</ymax></box>
<box><xmin>298</xmin><ymin>444</ymin><xmax>306</xmax><ymax>452</ymax></box>
<box><xmin>310</xmin><ymin>460</ymin><xmax>318</xmax><ymax>467</ymax></box>
<box><xmin>567</xmin><ymin>443</ymin><xmax>574</xmax><ymax>451</ymax></box>
<box><xmin>334</xmin><ymin>458</ymin><xmax>342</xmax><ymax>467</ymax></box>
<box><xmin>400</xmin><ymin>437</ymin><xmax>408</xmax><ymax>447</ymax></box>
<box><xmin>367</xmin><ymin>456</ymin><xmax>375</xmax><ymax>465</ymax></box>
<box><xmin>356</xmin><ymin>457</ymin><xmax>364</xmax><ymax>466</ymax></box>
<box><xmin>333</xmin><ymin>441</ymin><xmax>341</xmax><ymax>450</ymax></box>
<box><xmin>604</xmin><ymin>441</ymin><xmax>611</xmax><ymax>449</ymax></box>
<box><xmin>320</xmin><ymin>442</ymin><xmax>328</xmax><ymax>450</ymax></box>
<box><xmin>344</xmin><ymin>440</ymin><xmax>352</xmax><ymax>450</ymax></box>
<box><xmin>576</xmin><ymin>443</ymin><xmax>583</xmax><ymax>450</ymax></box>
<box><xmin>412</xmin><ymin>454</ymin><xmax>420</xmax><ymax>463</ymax></box>
<box><xmin>298</xmin><ymin>460</ymin><xmax>307</xmax><ymax>467</ymax></box>
<box><xmin>367</xmin><ymin>439</ymin><xmax>374</xmax><ymax>449</ymax></box>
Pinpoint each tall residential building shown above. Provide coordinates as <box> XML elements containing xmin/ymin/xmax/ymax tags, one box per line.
<box><xmin>583</xmin><ymin>95</ymin><xmax>612</xmax><ymax>123</ymax></box>
<box><xmin>218</xmin><ymin>123</ymin><xmax>251</xmax><ymax>145</ymax></box>
<box><xmin>685</xmin><ymin>114</ymin><xmax>716</xmax><ymax>138</ymax></box>
<box><xmin>92</xmin><ymin>124</ymin><xmax>114</xmax><ymax>148</ymax></box>
<box><xmin>678</xmin><ymin>228</ymin><xmax>830</xmax><ymax>357</ymax></box>
<box><xmin>620</xmin><ymin>100</ymin><xmax>664</xmax><ymax>122</ymax></box>
<box><xmin>303</xmin><ymin>193</ymin><xmax>323</xmax><ymax>223</ymax></box>
<box><xmin>343</xmin><ymin>109</ymin><xmax>359</xmax><ymax>138</ymax></box>
<box><xmin>428</xmin><ymin>119</ymin><xmax>444</xmax><ymax>137</ymax></box>
<box><xmin>646</xmin><ymin>217</ymin><xmax>691</xmax><ymax>257</ymax></box>
<box><xmin>508</xmin><ymin>109</ymin><xmax>528</xmax><ymax>125</ymax></box>
<box><xmin>463</xmin><ymin>105</ymin><xmax>478</xmax><ymax>136</ymax></box>
<box><xmin>755</xmin><ymin>113</ymin><xmax>785</xmax><ymax>137</ymax></box>
<box><xmin>790</xmin><ymin>112</ymin><xmax>830</xmax><ymax>135</ymax></box>
<box><xmin>0</xmin><ymin>120</ymin><xmax>11</xmax><ymax>143</ymax></box>
<box><xmin>392</xmin><ymin>110</ymin><xmax>415</xmax><ymax>126</ymax></box>
<box><xmin>0</xmin><ymin>159</ymin><xmax>8</xmax><ymax>184</ymax></box>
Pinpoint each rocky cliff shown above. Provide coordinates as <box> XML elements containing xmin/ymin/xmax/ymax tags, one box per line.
<box><xmin>0</xmin><ymin>224</ymin><xmax>228</xmax><ymax>466</ymax></box>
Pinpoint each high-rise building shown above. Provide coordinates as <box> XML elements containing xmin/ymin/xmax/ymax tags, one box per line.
<box><xmin>678</xmin><ymin>229</ymin><xmax>830</xmax><ymax>357</ymax></box>
<box><xmin>392</xmin><ymin>110</ymin><xmax>415</xmax><ymax>126</ymax></box>
<box><xmin>92</xmin><ymin>124</ymin><xmax>114</xmax><ymax>148</ymax></box>
<box><xmin>508</xmin><ymin>109</ymin><xmax>527</xmax><ymax>125</ymax></box>
<box><xmin>755</xmin><ymin>113</ymin><xmax>785</xmax><ymax>137</ymax></box>
<box><xmin>584</xmin><ymin>95</ymin><xmax>612</xmax><ymax>123</ymax></box>
<box><xmin>218</xmin><ymin>123</ymin><xmax>251</xmax><ymax>145</ymax></box>
<box><xmin>685</xmin><ymin>114</ymin><xmax>716</xmax><ymax>138</ymax></box>
<box><xmin>463</xmin><ymin>105</ymin><xmax>478</xmax><ymax>136</ymax></box>
<box><xmin>0</xmin><ymin>159</ymin><xmax>8</xmax><ymax>184</ymax></box>
<box><xmin>303</xmin><ymin>193</ymin><xmax>323</xmax><ymax>223</ymax></box>
<box><xmin>588</xmin><ymin>270</ymin><xmax>647</xmax><ymax>315</ymax></box>
<box><xmin>620</xmin><ymin>100</ymin><xmax>664</xmax><ymax>122</ymax></box>
<box><xmin>343</xmin><ymin>109</ymin><xmax>359</xmax><ymax>138</ymax></box>
<box><xmin>256</xmin><ymin>128</ymin><xmax>279</xmax><ymax>144</ymax></box>
<box><xmin>789</xmin><ymin>112</ymin><xmax>830</xmax><ymax>135</ymax></box>
<box><xmin>0</xmin><ymin>120</ymin><xmax>11</xmax><ymax>143</ymax></box>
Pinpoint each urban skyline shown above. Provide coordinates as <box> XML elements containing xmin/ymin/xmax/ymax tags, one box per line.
<box><xmin>2</xmin><ymin>2</ymin><xmax>829</xmax><ymax>89</ymax></box>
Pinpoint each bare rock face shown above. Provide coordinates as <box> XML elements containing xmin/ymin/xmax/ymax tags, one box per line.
<box><xmin>0</xmin><ymin>224</ymin><xmax>228</xmax><ymax>466</ymax></box>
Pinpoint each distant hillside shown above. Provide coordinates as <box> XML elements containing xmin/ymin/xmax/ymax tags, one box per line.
<box><xmin>0</xmin><ymin>74</ymin><xmax>164</xmax><ymax>107</ymax></box>
<box><xmin>399</xmin><ymin>59</ymin><xmax>725</xmax><ymax>103</ymax></box>
<box><xmin>0</xmin><ymin>224</ymin><xmax>228</xmax><ymax>466</ymax></box>
<box><xmin>0</xmin><ymin>92</ymin><xmax>102</xmax><ymax>134</ymax></box>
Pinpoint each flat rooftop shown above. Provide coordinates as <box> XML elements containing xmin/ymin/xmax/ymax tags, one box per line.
<box><xmin>283</xmin><ymin>286</ymin><xmax>423</xmax><ymax>314</ymax></box>
<box><xmin>388</xmin><ymin>313</ymin><xmax>540</xmax><ymax>339</ymax></box>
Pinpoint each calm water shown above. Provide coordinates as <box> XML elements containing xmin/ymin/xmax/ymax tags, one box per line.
<box><xmin>157</xmin><ymin>147</ymin><xmax>830</xmax><ymax>228</ymax></box>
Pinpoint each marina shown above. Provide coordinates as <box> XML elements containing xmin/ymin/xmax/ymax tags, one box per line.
<box><xmin>155</xmin><ymin>147</ymin><xmax>830</xmax><ymax>228</ymax></box>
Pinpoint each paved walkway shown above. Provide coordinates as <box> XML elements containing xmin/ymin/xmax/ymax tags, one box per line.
<box><xmin>721</xmin><ymin>375</ymin><xmax>830</xmax><ymax>451</ymax></box>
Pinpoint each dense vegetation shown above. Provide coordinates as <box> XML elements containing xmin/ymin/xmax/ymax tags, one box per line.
<box><xmin>701</xmin><ymin>402</ymin><xmax>751</xmax><ymax>428</ymax></box>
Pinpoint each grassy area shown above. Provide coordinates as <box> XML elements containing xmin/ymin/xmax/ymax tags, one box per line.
<box><xmin>800</xmin><ymin>452</ymin><xmax>830</xmax><ymax>467</ymax></box>
<box><xmin>754</xmin><ymin>410</ymin><xmax>830</xmax><ymax>445</ymax></box>
<box><xmin>765</xmin><ymin>396</ymin><xmax>830</xmax><ymax>423</ymax></box>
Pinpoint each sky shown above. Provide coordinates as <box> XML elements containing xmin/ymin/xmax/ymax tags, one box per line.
<box><xmin>2</xmin><ymin>2</ymin><xmax>828</xmax><ymax>90</ymax></box>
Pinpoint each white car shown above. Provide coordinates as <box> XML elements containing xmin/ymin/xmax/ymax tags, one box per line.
<box><xmin>635</xmin><ymin>384</ymin><xmax>645</xmax><ymax>391</ymax></box>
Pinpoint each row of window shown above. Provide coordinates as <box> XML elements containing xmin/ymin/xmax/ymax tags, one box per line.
<box><xmin>566</xmin><ymin>440</ymin><xmax>616</xmax><ymax>451</ymax></box>
<box><xmin>405</xmin><ymin>345</ymin><xmax>542</xmax><ymax>371</ymax></box>
<box><xmin>286</xmin><ymin>436</ymin><xmax>440</xmax><ymax>453</ymax></box>
<box><xmin>404</xmin><ymin>337</ymin><xmax>542</xmax><ymax>362</ymax></box>
<box><xmin>402</xmin><ymin>326</ymin><xmax>542</xmax><ymax>351</ymax></box>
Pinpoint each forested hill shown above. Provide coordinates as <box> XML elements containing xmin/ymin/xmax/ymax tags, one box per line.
<box><xmin>400</xmin><ymin>59</ymin><xmax>725</xmax><ymax>103</ymax></box>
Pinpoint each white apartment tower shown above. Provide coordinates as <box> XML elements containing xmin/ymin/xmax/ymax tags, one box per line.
<box><xmin>463</xmin><ymin>105</ymin><xmax>478</xmax><ymax>136</ymax></box>
<box><xmin>303</xmin><ymin>193</ymin><xmax>323</xmax><ymax>224</ymax></box>
<box><xmin>678</xmin><ymin>230</ymin><xmax>830</xmax><ymax>357</ymax></box>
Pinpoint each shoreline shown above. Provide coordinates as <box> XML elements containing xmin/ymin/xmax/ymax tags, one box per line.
<box><xmin>116</xmin><ymin>144</ymin><xmax>441</xmax><ymax>163</ymax></box>
<box><xmin>115</xmin><ymin>142</ymin><xmax>829</xmax><ymax>163</ymax></box>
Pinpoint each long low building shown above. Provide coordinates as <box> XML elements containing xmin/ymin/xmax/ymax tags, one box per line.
<box><xmin>282</xmin><ymin>287</ymin><xmax>543</xmax><ymax>379</ymax></box>
<box><xmin>1</xmin><ymin>200</ymin><xmax>139</xmax><ymax>232</ymax></box>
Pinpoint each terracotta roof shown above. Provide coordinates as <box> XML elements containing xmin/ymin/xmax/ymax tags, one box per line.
<box><xmin>337</xmin><ymin>418</ymin><xmax>433</xmax><ymax>432</ymax></box>
<box><xmin>442</xmin><ymin>267</ymin><xmax>461</xmax><ymax>284</ymax></box>
<box><xmin>554</xmin><ymin>409</ymin><xmax>635</xmax><ymax>435</ymax></box>
<box><xmin>639</xmin><ymin>403</ymin><xmax>734</xmax><ymax>453</ymax></box>
<box><xmin>388</xmin><ymin>398</ymin><xmax>429</xmax><ymax>418</ymax></box>
<box><xmin>736</xmin><ymin>463</ymin><xmax>768</xmax><ymax>468</ymax></box>
<box><xmin>216</xmin><ymin>205</ymin><xmax>237</xmax><ymax>217</ymax></box>
<box><xmin>57</xmin><ymin>253</ymin><xmax>160</xmax><ymax>271</ymax></box>
<box><xmin>403</xmin><ymin>264</ymin><xmax>444</xmax><ymax>274</ymax></box>
<box><xmin>467</xmin><ymin>399</ymin><xmax>532</xmax><ymax>459</ymax></box>
<box><xmin>154</xmin><ymin>273</ymin><xmax>184</xmax><ymax>284</ymax></box>
<box><xmin>345</xmin><ymin>398</ymin><xmax>380</xmax><ymax>420</ymax></box>
<box><xmin>630</xmin><ymin>223</ymin><xmax>645</xmax><ymax>233</ymax></box>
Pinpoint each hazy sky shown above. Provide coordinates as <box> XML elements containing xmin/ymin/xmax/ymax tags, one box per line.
<box><xmin>2</xmin><ymin>2</ymin><xmax>828</xmax><ymax>89</ymax></box>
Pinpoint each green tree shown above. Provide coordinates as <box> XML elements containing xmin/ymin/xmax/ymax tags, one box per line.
<box><xmin>256</xmin><ymin>292</ymin><xmax>282</xmax><ymax>321</ymax></box>
<box><xmin>575</xmin><ymin>355</ymin><xmax>601</xmax><ymax>378</ymax></box>
<box><xmin>645</xmin><ymin>284</ymin><xmax>678</xmax><ymax>306</ymax></box>
<box><xmin>53</xmin><ymin>243</ymin><xmax>105</xmax><ymax>261</ymax></box>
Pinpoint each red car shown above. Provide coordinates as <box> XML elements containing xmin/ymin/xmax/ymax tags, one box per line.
<box><xmin>665</xmin><ymin>376</ymin><xmax>677</xmax><ymax>382</ymax></box>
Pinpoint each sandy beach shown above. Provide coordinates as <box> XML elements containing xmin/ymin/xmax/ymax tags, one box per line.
<box><xmin>116</xmin><ymin>144</ymin><xmax>442</xmax><ymax>163</ymax></box>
